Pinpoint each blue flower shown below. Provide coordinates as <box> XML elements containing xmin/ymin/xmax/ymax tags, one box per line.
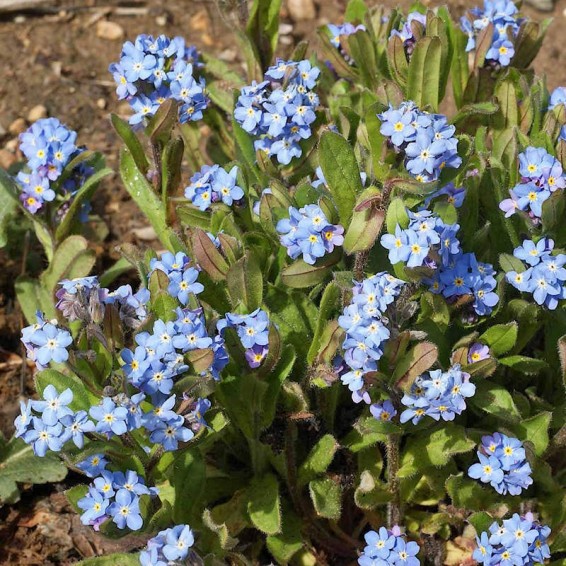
<box><xmin>60</xmin><ymin>410</ymin><xmax>95</xmax><ymax>448</ymax></box>
<box><xmin>468</xmin><ymin>453</ymin><xmax>504</xmax><ymax>484</ymax></box>
<box><xmin>24</xmin><ymin>418</ymin><xmax>64</xmax><ymax>457</ymax></box>
<box><xmin>32</xmin><ymin>384</ymin><xmax>74</xmax><ymax>426</ymax></box>
<box><xmin>168</xmin><ymin>267</ymin><xmax>204</xmax><ymax>305</ymax></box>
<box><xmin>370</xmin><ymin>400</ymin><xmax>397</xmax><ymax>422</ymax></box>
<box><xmin>108</xmin><ymin>490</ymin><xmax>143</xmax><ymax>530</ymax></box>
<box><xmin>90</xmin><ymin>397</ymin><xmax>129</xmax><ymax>437</ymax></box>
<box><xmin>78</xmin><ymin>487</ymin><xmax>110</xmax><ymax>526</ymax></box>
<box><xmin>77</xmin><ymin>454</ymin><xmax>108</xmax><ymax>478</ymax></box>
<box><xmin>149</xmin><ymin>415</ymin><xmax>194</xmax><ymax>451</ymax></box>
<box><xmin>162</xmin><ymin>524</ymin><xmax>195</xmax><ymax>561</ymax></box>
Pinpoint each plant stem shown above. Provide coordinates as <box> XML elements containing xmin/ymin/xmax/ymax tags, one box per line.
<box><xmin>386</xmin><ymin>433</ymin><xmax>401</xmax><ymax>527</ymax></box>
<box><xmin>354</xmin><ymin>250</ymin><xmax>369</xmax><ymax>281</ymax></box>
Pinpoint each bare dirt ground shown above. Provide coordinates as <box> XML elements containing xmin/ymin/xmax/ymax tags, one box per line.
<box><xmin>0</xmin><ymin>0</ymin><xmax>565</xmax><ymax>563</ymax></box>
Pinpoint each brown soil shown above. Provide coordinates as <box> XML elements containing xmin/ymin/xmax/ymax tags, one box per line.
<box><xmin>0</xmin><ymin>0</ymin><xmax>565</xmax><ymax>563</ymax></box>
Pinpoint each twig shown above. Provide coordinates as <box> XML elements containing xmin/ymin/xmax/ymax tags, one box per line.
<box><xmin>386</xmin><ymin>433</ymin><xmax>402</xmax><ymax>527</ymax></box>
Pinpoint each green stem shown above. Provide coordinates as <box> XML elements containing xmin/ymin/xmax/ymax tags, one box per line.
<box><xmin>354</xmin><ymin>250</ymin><xmax>369</xmax><ymax>281</ymax></box>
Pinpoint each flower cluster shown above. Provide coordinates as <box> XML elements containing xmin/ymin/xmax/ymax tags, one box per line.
<box><xmin>504</xmin><ymin>238</ymin><xmax>566</xmax><ymax>309</ymax></box>
<box><xmin>15</xmin><ymin>385</ymin><xmax>94</xmax><ymax>456</ymax></box>
<box><xmin>150</xmin><ymin>251</ymin><xmax>204</xmax><ymax>305</ymax></box>
<box><xmin>400</xmin><ymin>364</ymin><xmax>475</xmax><ymax>424</ymax></box>
<box><xmin>78</xmin><ymin>469</ymin><xmax>156</xmax><ymax>531</ymax></box>
<box><xmin>389</xmin><ymin>12</ymin><xmax>427</xmax><ymax>56</ymax></box>
<box><xmin>16</xmin><ymin>118</ymin><xmax>93</xmax><ymax>215</ymax></box>
<box><xmin>468</xmin><ymin>433</ymin><xmax>533</xmax><ymax>495</ymax></box>
<box><xmin>338</xmin><ymin>273</ymin><xmax>405</xmax><ymax>403</ymax></box>
<box><xmin>234</xmin><ymin>58</ymin><xmax>320</xmax><ymax>164</ymax></box>
<box><xmin>381</xmin><ymin>209</ymin><xmax>498</xmax><ymax>316</ymax></box>
<box><xmin>500</xmin><ymin>147</ymin><xmax>565</xmax><ymax>220</ymax></box>
<box><xmin>358</xmin><ymin>526</ymin><xmax>420</xmax><ymax>566</ymax></box>
<box><xmin>56</xmin><ymin>275</ymin><xmax>150</xmax><ymax>328</ymax></box>
<box><xmin>140</xmin><ymin>524</ymin><xmax>195</xmax><ymax>565</ymax></box>
<box><xmin>473</xmin><ymin>513</ymin><xmax>551</xmax><ymax>566</ymax></box>
<box><xmin>184</xmin><ymin>164</ymin><xmax>244</xmax><ymax>211</ymax></box>
<box><xmin>377</xmin><ymin>101</ymin><xmax>461</xmax><ymax>182</ymax></box>
<box><xmin>109</xmin><ymin>34</ymin><xmax>207</xmax><ymax>125</ymax></box>
<box><xmin>276</xmin><ymin>203</ymin><xmax>344</xmax><ymax>265</ymax></box>
<box><xmin>460</xmin><ymin>0</ymin><xmax>522</xmax><ymax>67</ymax></box>
<box><xmin>21</xmin><ymin>312</ymin><xmax>73</xmax><ymax>369</ymax></box>
<box><xmin>218</xmin><ymin>309</ymin><xmax>270</xmax><ymax>368</ymax></box>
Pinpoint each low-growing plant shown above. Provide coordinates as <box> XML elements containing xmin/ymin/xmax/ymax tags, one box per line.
<box><xmin>1</xmin><ymin>0</ymin><xmax>565</xmax><ymax>565</ymax></box>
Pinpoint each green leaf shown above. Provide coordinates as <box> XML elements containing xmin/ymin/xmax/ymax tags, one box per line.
<box><xmin>309</xmin><ymin>477</ymin><xmax>342</xmax><ymax>519</ymax></box>
<box><xmin>345</xmin><ymin>0</ymin><xmax>368</xmax><ymax>22</ymax></box>
<box><xmin>499</xmin><ymin>355</ymin><xmax>548</xmax><ymax>374</ymax></box>
<box><xmin>0</xmin><ymin>435</ymin><xmax>67</xmax><ymax>505</ymax></box>
<box><xmin>145</xmin><ymin>98</ymin><xmax>178</xmax><ymax>146</ymax></box>
<box><xmin>226</xmin><ymin>253</ymin><xmax>263</xmax><ymax>311</ymax></box>
<box><xmin>35</xmin><ymin>369</ymin><xmax>96</xmax><ymax>412</ymax></box>
<box><xmin>55</xmin><ymin>165</ymin><xmax>113</xmax><ymax>242</ymax></box>
<box><xmin>385</xmin><ymin>198</ymin><xmax>410</xmax><ymax>234</ymax></box>
<box><xmin>451</xmin><ymin>101</ymin><xmax>499</xmax><ymax>124</ymax></box>
<box><xmin>247</xmin><ymin>473</ymin><xmax>281</xmax><ymax>535</ymax></box>
<box><xmin>40</xmin><ymin>235</ymin><xmax>93</xmax><ymax>292</ymax></box>
<box><xmin>298</xmin><ymin>434</ymin><xmax>339</xmax><ymax>487</ymax></box>
<box><xmin>387</xmin><ymin>35</ymin><xmax>409</xmax><ymax>88</ymax></box>
<box><xmin>120</xmin><ymin>148</ymin><xmax>180</xmax><ymax>252</ymax></box>
<box><xmin>515</xmin><ymin>412</ymin><xmax>552</xmax><ymax>456</ymax></box>
<box><xmin>319</xmin><ymin>131</ymin><xmax>364</xmax><ymax>227</ymax></box>
<box><xmin>191</xmin><ymin>228</ymin><xmax>229</xmax><ymax>281</ymax></box>
<box><xmin>111</xmin><ymin>114</ymin><xmax>149</xmax><ymax>174</ymax></box>
<box><xmin>266</xmin><ymin>506</ymin><xmax>303</xmax><ymax>563</ymax></box>
<box><xmin>446</xmin><ymin>474</ymin><xmax>497</xmax><ymax>512</ymax></box>
<box><xmin>398</xmin><ymin>424</ymin><xmax>475</xmax><ymax>478</ymax></box>
<box><xmin>77</xmin><ymin>554</ymin><xmax>140</xmax><ymax>566</ymax></box>
<box><xmin>393</xmin><ymin>341</ymin><xmax>438</xmax><ymax>391</ymax></box>
<box><xmin>246</xmin><ymin>0</ymin><xmax>282</xmax><ymax>69</ymax></box>
<box><xmin>307</xmin><ymin>282</ymin><xmax>340</xmax><ymax>364</ymax></box>
<box><xmin>480</xmin><ymin>322</ymin><xmax>518</xmax><ymax>356</ymax></box>
<box><xmin>343</xmin><ymin>205</ymin><xmax>385</xmax><ymax>254</ymax></box>
<box><xmin>15</xmin><ymin>275</ymin><xmax>57</xmax><ymax>323</ymax></box>
<box><xmin>407</xmin><ymin>36</ymin><xmax>442</xmax><ymax>111</ymax></box>
<box><xmin>499</xmin><ymin>253</ymin><xmax>525</xmax><ymax>274</ymax></box>
<box><xmin>280</xmin><ymin>256</ymin><xmax>335</xmax><ymax>289</ymax></box>
<box><xmin>468</xmin><ymin>511</ymin><xmax>497</xmax><ymax>535</ymax></box>
<box><xmin>0</xmin><ymin>169</ymin><xmax>23</xmax><ymax>248</ymax></box>
<box><xmin>171</xmin><ymin>449</ymin><xmax>206</xmax><ymax>524</ymax></box>
<box><xmin>471</xmin><ymin>380</ymin><xmax>521</xmax><ymax>422</ymax></box>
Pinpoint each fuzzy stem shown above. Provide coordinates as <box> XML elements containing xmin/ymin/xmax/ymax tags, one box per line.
<box><xmin>353</xmin><ymin>250</ymin><xmax>369</xmax><ymax>282</ymax></box>
<box><xmin>386</xmin><ymin>433</ymin><xmax>401</xmax><ymax>527</ymax></box>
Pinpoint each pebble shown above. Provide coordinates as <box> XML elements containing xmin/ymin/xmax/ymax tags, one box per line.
<box><xmin>96</xmin><ymin>98</ymin><xmax>107</xmax><ymax>110</ymax></box>
<box><xmin>8</xmin><ymin>118</ymin><xmax>26</xmax><ymax>136</ymax></box>
<box><xmin>133</xmin><ymin>226</ymin><xmax>158</xmax><ymax>241</ymax></box>
<box><xmin>5</xmin><ymin>139</ymin><xmax>18</xmax><ymax>152</ymax></box>
<box><xmin>0</xmin><ymin>149</ymin><xmax>16</xmax><ymax>169</ymax></box>
<box><xmin>155</xmin><ymin>15</ymin><xmax>167</xmax><ymax>27</ymax></box>
<box><xmin>27</xmin><ymin>104</ymin><xmax>47</xmax><ymax>123</ymax></box>
<box><xmin>287</xmin><ymin>0</ymin><xmax>316</xmax><ymax>21</ymax></box>
<box><xmin>96</xmin><ymin>20</ymin><xmax>124</xmax><ymax>41</ymax></box>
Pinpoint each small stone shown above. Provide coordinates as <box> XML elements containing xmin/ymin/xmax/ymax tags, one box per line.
<box><xmin>96</xmin><ymin>98</ymin><xmax>107</xmax><ymax>110</ymax></box>
<box><xmin>287</xmin><ymin>0</ymin><xmax>316</xmax><ymax>22</ymax></box>
<box><xmin>133</xmin><ymin>226</ymin><xmax>158</xmax><ymax>241</ymax></box>
<box><xmin>219</xmin><ymin>48</ymin><xmax>237</xmax><ymax>62</ymax></box>
<box><xmin>96</xmin><ymin>20</ymin><xmax>124</xmax><ymax>41</ymax></box>
<box><xmin>279</xmin><ymin>23</ymin><xmax>293</xmax><ymax>36</ymax></box>
<box><xmin>0</xmin><ymin>149</ymin><xmax>16</xmax><ymax>169</ymax></box>
<box><xmin>8</xmin><ymin>118</ymin><xmax>26</xmax><ymax>136</ymax></box>
<box><xmin>155</xmin><ymin>15</ymin><xmax>167</xmax><ymax>26</ymax></box>
<box><xmin>27</xmin><ymin>104</ymin><xmax>47</xmax><ymax>123</ymax></box>
<box><xmin>5</xmin><ymin>139</ymin><xmax>18</xmax><ymax>152</ymax></box>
